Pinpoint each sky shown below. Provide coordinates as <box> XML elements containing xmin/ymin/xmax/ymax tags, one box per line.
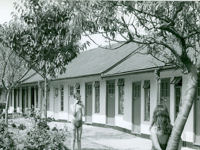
<box><xmin>0</xmin><ymin>0</ymin><xmax>15</xmax><ymax>24</ymax></box>
<box><xmin>0</xmin><ymin>0</ymin><xmax>108</xmax><ymax>50</ymax></box>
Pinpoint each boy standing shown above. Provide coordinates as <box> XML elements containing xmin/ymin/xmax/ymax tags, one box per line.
<box><xmin>71</xmin><ymin>93</ymin><xmax>84</xmax><ymax>150</ymax></box>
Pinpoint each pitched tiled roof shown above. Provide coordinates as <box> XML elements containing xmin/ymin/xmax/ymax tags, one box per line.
<box><xmin>56</xmin><ymin>43</ymin><xmax>140</xmax><ymax>79</ymax></box>
<box><xmin>22</xmin><ymin>72</ymin><xmax>43</xmax><ymax>84</ymax></box>
<box><xmin>22</xmin><ymin>42</ymin><xmax>140</xmax><ymax>83</ymax></box>
<box><xmin>102</xmin><ymin>48</ymin><xmax>165</xmax><ymax>77</ymax></box>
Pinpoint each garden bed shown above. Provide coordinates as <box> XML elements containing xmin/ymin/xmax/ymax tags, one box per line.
<box><xmin>0</xmin><ymin>117</ymin><xmax>70</xmax><ymax>150</ymax></box>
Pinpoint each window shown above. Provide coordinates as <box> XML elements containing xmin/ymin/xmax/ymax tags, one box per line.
<box><xmin>36</xmin><ymin>87</ymin><xmax>38</xmax><ymax>108</ymax></box>
<box><xmin>94</xmin><ymin>81</ymin><xmax>100</xmax><ymax>113</ymax></box>
<box><xmin>54</xmin><ymin>88</ymin><xmax>58</xmax><ymax>97</ymax></box>
<box><xmin>75</xmin><ymin>83</ymin><xmax>80</xmax><ymax>94</ymax></box>
<box><xmin>108</xmin><ymin>82</ymin><xmax>115</xmax><ymax>94</ymax></box>
<box><xmin>143</xmin><ymin>80</ymin><xmax>150</xmax><ymax>121</ymax></box>
<box><xmin>160</xmin><ymin>78</ymin><xmax>170</xmax><ymax>110</ymax></box>
<box><xmin>9</xmin><ymin>91</ymin><xmax>12</xmax><ymax>107</ymax></box>
<box><xmin>196</xmin><ymin>79</ymin><xmax>200</xmax><ymax>103</ymax></box>
<box><xmin>70</xmin><ymin>86</ymin><xmax>74</xmax><ymax>96</ymax></box>
<box><xmin>197</xmin><ymin>79</ymin><xmax>200</xmax><ymax>97</ymax></box>
<box><xmin>161</xmin><ymin>79</ymin><xmax>170</xmax><ymax>98</ymax></box>
<box><xmin>60</xmin><ymin>85</ymin><xmax>64</xmax><ymax>111</ymax></box>
<box><xmin>171</xmin><ymin>77</ymin><xmax>182</xmax><ymax>118</ymax></box>
<box><xmin>118</xmin><ymin>79</ymin><xmax>124</xmax><ymax>115</ymax></box>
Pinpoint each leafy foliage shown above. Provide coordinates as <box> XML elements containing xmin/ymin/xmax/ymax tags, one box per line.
<box><xmin>0</xmin><ymin>121</ymin><xmax>16</xmax><ymax>150</ymax></box>
<box><xmin>2</xmin><ymin>0</ymin><xmax>87</xmax><ymax>78</ymax></box>
<box><xmin>1</xmin><ymin>0</ymin><xmax>89</xmax><ymax>120</ymax></box>
<box><xmin>81</xmin><ymin>1</ymin><xmax>200</xmax><ymax>72</ymax></box>
<box><xmin>24</xmin><ymin>119</ymin><xmax>67</xmax><ymax>150</ymax></box>
<box><xmin>18</xmin><ymin>124</ymin><xmax>26</xmax><ymax>130</ymax></box>
<box><xmin>11</xmin><ymin>123</ymin><xmax>17</xmax><ymax>128</ymax></box>
<box><xmin>0</xmin><ymin>43</ymin><xmax>27</xmax><ymax>89</ymax></box>
<box><xmin>36</xmin><ymin>119</ymin><xmax>50</xmax><ymax>130</ymax></box>
<box><xmin>78</xmin><ymin>2</ymin><xmax>200</xmax><ymax>150</ymax></box>
<box><xmin>25</xmin><ymin>125</ymin><xmax>50</xmax><ymax>150</ymax></box>
<box><xmin>48</xmin><ymin>129</ymin><xmax>67</xmax><ymax>150</ymax></box>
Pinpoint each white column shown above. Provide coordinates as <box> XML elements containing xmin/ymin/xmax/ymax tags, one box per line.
<box><xmin>34</xmin><ymin>86</ymin><xmax>37</xmax><ymax>109</ymax></box>
<box><xmin>12</xmin><ymin>89</ymin><xmax>14</xmax><ymax>107</ymax></box>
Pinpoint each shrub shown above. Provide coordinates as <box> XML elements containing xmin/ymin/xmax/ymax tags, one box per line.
<box><xmin>11</xmin><ymin>123</ymin><xmax>16</xmax><ymax>128</ymax></box>
<box><xmin>18</xmin><ymin>124</ymin><xmax>26</xmax><ymax>130</ymax></box>
<box><xmin>24</xmin><ymin>126</ymin><xmax>50</xmax><ymax>150</ymax></box>
<box><xmin>0</xmin><ymin>121</ymin><xmax>16</xmax><ymax>150</ymax></box>
<box><xmin>49</xmin><ymin>130</ymin><xmax>67</xmax><ymax>150</ymax></box>
<box><xmin>47</xmin><ymin>117</ymin><xmax>55</xmax><ymax>122</ymax></box>
<box><xmin>37</xmin><ymin>120</ymin><xmax>50</xmax><ymax>130</ymax></box>
<box><xmin>24</xmin><ymin>125</ymin><xmax>67</xmax><ymax>150</ymax></box>
<box><xmin>52</xmin><ymin>126</ymin><xmax>58</xmax><ymax>132</ymax></box>
<box><xmin>0</xmin><ymin>121</ymin><xmax>7</xmax><ymax>134</ymax></box>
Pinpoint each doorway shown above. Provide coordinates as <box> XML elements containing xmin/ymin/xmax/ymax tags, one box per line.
<box><xmin>106</xmin><ymin>80</ymin><xmax>115</xmax><ymax>125</ymax></box>
<box><xmin>132</xmin><ymin>81</ymin><xmax>141</xmax><ymax>133</ymax></box>
<box><xmin>85</xmin><ymin>82</ymin><xmax>93</xmax><ymax>123</ymax></box>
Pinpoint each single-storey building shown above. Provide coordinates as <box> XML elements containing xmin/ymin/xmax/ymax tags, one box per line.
<box><xmin>2</xmin><ymin>43</ymin><xmax>200</xmax><ymax>148</ymax></box>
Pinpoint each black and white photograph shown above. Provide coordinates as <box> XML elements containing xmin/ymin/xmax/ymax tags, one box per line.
<box><xmin>0</xmin><ymin>0</ymin><xmax>200</xmax><ymax>150</ymax></box>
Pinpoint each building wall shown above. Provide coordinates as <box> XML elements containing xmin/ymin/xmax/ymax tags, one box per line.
<box><xmin>105</xmin><ymin>71</ymin><xmax>158</xmax><ymax>132</ymax></box>
<box><xmin>48</xmin><ymin>76</ymin><xmax>107</xmax><ymax>123</ymax></box>
<box><xmin>12</xmin><ymin>68</ymin><xmax>196</xmax><ymax>144</ymax></box>
<box><xmin>101</xmin><ymin>69</ymin><xmax>194</xmax><ymax>142</ymax></box>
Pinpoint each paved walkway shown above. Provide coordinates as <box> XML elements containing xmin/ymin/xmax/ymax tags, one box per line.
<box><xmin>48</xmin><ymin>122</ymin><xmax>196</xmax><ymax>150</ymax></box>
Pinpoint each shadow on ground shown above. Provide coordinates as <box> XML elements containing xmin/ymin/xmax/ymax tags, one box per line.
<box><xmin>65</xmin><ymin>147</ymin><xmax>108</xmax><ymax>150</ymax></box>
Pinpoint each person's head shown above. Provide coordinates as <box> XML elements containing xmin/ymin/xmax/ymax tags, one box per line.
<box><xmin>74</xmin><ymin>93</ymin><xmax>81</xmax><ymax>101</ymax></box>
<box><xmin>151</xmin><ymin>104</ymin><xmax>172</xmax><ymax>134</ymax></box>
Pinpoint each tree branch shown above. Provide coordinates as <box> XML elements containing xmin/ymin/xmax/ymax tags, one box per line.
<box><xmin>184</xmin><ymin>31</ymin><xmax>200</xmax><ymax>39</ymax></box>
<box><xmin>172</xmin><ymin>2</ymin><xmax>185</xmax><ymax>21</ymax></box>
<box><xmin>12</xmin><ymin>50</ymin><xmax>45</xmax><ymax>78</ymax></box>
<box><xmin>12</xmin><ymin>68</ymin><xmax>31</xmax><ymax>88</ymax></box>
<box><xmin>159</xmin><ymin>25</ymin><xmax>183</xmax><ymax>40</ymax></box>
<box><xmin>128</xmin><ymin>4</ymin><xmax>172</xmax><ymax>23</ymax></box>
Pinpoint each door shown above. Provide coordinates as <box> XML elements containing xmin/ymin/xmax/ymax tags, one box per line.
<box><xmin>85</xmin><ymin>82</ymin><xmax>93</xmax><ymax>123</ymax></box>
<box><xmin>68</xmin><ymin>86</ymin><xmax>74</xmax><ymax>120</ymax></box>
<box><xmin>132</xmin><ymin>82</ymin><xmax>141</xmax><ymax>133</ymax></box>
<box><xmin>106</xmin><ymin>80</ymin><xmax>115</xmax><ymax>125</ymax></box>
<box><xmin>22</xmin><ymin>88</ymin><xmax>26</xmax><ymax>113</ymax></box>
<box><xmin>160</xmin><ymin>78</ymin><xmax>170</xmax><ymax>112</ymax></box>
<box><xmin>31</xmin><ymin>87</ymin><xmax>35</xmax><ymax>109</ymax></box>
<box><xmin>14</xmin><ymin>89</ymin><xmax>17</xmax><ymax>112</ymax></box>
<box><xmin>195</xmin><ymin>81</ymin><xmax>200</xmax><ymax>145</ymax></box>
<box><xmin>54</xmin><ymin>88</ymin><xmax>59</xmax><ymax>113</ymax></box>
<box><xmin>175</xmin><ymin>86</ymin><xmax>181</xmax><ymax>119</ymax></box>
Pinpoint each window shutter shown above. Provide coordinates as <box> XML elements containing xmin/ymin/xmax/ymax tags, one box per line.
<box><xmin>75</xmin><ymin>83</ymin><xmax>80</xmax><ymax>89</ymax></box>
<box><xmin>94</xmin><ymin>81</ymin><xmax>100</xmax><ymax>88</ymax></box>
<box><xmin>171</xmin><ymin>77</ymin><xmax>182</xmax><ymax>86</ymax></box>
<box><xmin>117</xmin><ymin>79</ymin><xmax>124</xmax><ymax>86</ymax></box>
<box><xmin>143</xmin><ymin>80</ymin><xmax>150</xmax><ymax>89</ymax></box>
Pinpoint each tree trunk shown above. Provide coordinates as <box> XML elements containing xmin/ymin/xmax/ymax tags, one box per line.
<box><xmin>166</xmin><ymin>66</ymin><xmax>198</xmax><ymax>150</ymax></box>
<box><xmin>38</xmin><ymin>81</ymin><xmax>43</xmax><ymax>118</ymax></box>
<box><xmin>44</xmin><ymin>77</ymin><xmax>48</xmax><ymax>121</ymax></box>
<box><xmin>5</xmin><ymin>89</ymin><xmax>11</xmax><ymax>125</ymax></box>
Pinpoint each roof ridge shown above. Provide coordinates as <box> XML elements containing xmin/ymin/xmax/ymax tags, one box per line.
<box><xmin>80</xmin><ymin>43</ymin><xmax>125</xmax><ymax>54</ymax></box>
<box><xmin>20</xmin><ymin>72</ymin><xmax>37</xmax><ymax>83</ymax></box>
<box><xmin>101</xmin><ymin>45</ymin><xmax>146</xmax><ymax>76</ymax></box>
